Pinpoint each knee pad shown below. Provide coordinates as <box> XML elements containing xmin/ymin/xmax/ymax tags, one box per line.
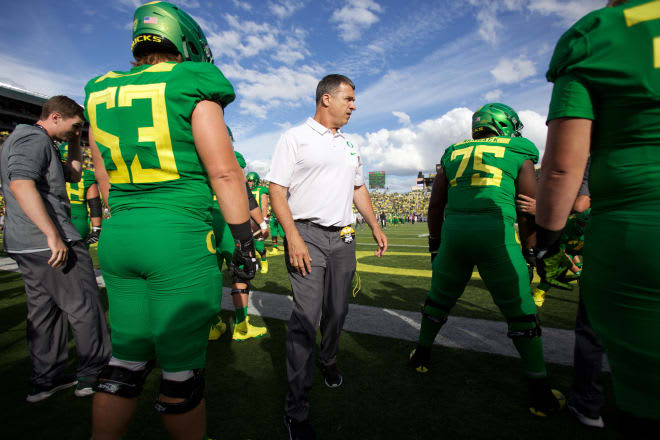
<box><xmin>507</xmin><ymin>314</ymin><xmax>542</xmax><ymax>339</ymax></box>
<box><xmin>154</xmin><ymin>369</ymin><xmax>205</xmax><ymax>414</ymax></box>
<box><xmin>93</xmin><ymin>360</ymin><xmax>154</xmax><ymax>398</ymax></box>
<box><xmin>422</xmin><ymin>297</ymin><xmax>449</xmax><ymax>325</ymax></box>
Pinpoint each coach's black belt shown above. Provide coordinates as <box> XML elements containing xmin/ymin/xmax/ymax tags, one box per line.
<box><xmin>295</xmin><ymin>219</ymin><xmax>346</xmax><ymax>232</ymax></box>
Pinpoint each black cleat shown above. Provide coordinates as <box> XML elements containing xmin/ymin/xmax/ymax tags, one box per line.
<box><xmin>284</xmin><ymin>415</ymin><xmax>316</xmax><ymax>440</ymax></box>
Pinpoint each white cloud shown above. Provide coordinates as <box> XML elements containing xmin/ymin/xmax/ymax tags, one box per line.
<box><xmin>483</xmin><ymin>89</ymin><xmax>503</xmax><ymax>101</ymax></box>
<box><xmin>269</xmin><ymin>0</ymin><xmax>305</xmax><ymax>19</ymax></box>
<box><xmin>232</xmin><ymin>0</ymin><xmax>252</xmax><ymax>11</ymax></box>
<box><xmin>205</xmin><ymin>14</ymin><xmax>310</xmax><ymax>65</ymax></box>
<box><xmin>527</xmin><ymin>0</ymin><xmax>604</xmax><ymax>26</ymax></box>
<box><xmin>490</xmin><ymin>56</ymin><xmax>536</xmax><ymax>84</ymax></box>
<box><xmin>518</xmin><ymin>110</ymin><xmax>548</xmax><ymax>157</ymax></box>
<box><xmin>246</xmin><ymin>159</ymin><xmax>271</xmax><ymax>178</ymax></box>
<box><xmin>357</xmin><ymin>108</ymin><xmax>473</xmax><ymax>176</ymax></box>
<box><xmin>220</xmin><ymin>63</ymin><xmax>322</xmax><ymax>118</ymax></box>
<box><xmin>331</xmin><ymin>0</ymin><xmax>383</xmax><ymax>42</ymax></box>
<box><xmin>392</xmin><ymin>111</ymin><xmax>411</xmax><ymax>127</ymax></box>
<box><xmin>355</xmin><ymin>106</ymin><xmax>548</xmax><ymax>179</ymax></box>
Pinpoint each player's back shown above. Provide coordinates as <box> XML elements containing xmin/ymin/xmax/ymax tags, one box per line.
<box><xmin>547</xmin><ymin>0</ymin><xmax>660</xmax><ymax>218</ymax></box>
<box><xmin>441</xmin><ymin>136</ymin><xmax>538</xmax><ymax>222</ymax></box>
<box><xmin>67</xmin><ymin>169</ymin><xmax>96</xmax><ymax>205</ymax></box>
<box><xmin>251</xmin><ymin>185</ymin><xmax>269</xmax><ymax>208</ymax></box>
<box><xmin>84</xmin><ymin>61</ymin><xmax>234</xmax><ymax>220</ymax></box>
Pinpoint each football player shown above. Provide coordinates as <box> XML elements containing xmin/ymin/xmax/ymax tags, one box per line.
<box><xmin>60</xmin><ymin>143</ymin><xmax>102</xmax><ymax>245</ymax></box>
<box><xmin>246</xmin><ymin>171</ymin><xmax>270</xmax><ymax>271</ymax></box>
<box><xmin>536</xmin><ymin>0</ymin><xmax>660</xmax><ymax>435</ymax></box>
<box><xmin>84</xmin><ymin>2</ymin><xmax>255</xmax><ymax>439</ymax></box>
<box><xmin>411</xmin><ymin>103</ymin><xmax>565</xmax><ymax>417</ymax></box>
<box><xmin>209</xmin><ymin>146</ymin><xmax>269</xmax><ymax>342</ymax></box>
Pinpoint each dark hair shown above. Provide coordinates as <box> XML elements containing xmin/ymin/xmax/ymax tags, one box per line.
<box><xmin>132</xmin><ymin>51</ymin><xmax>183</xmax><ymax>67</ymax></box>
<box><xmin>315</xmin><ymin>74</ymin><xmax>355</xmax><ymax>105</ymax></box>
<box><xmin>40</xmin><ymin>95</ymin><xmax>84</xmax><ymax>120</ymax></box>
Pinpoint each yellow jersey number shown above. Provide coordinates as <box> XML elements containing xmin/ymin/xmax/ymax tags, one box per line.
<box><xmin>86</xmin><ymin>83</ymin><xmax>179</xmax><ymax>184</ymax></box>
<box><xmin>449</xmin><ymin>145</ymin><xmax>506</xmax><ymax>187</ymax></box>
<box><xmin>66</xmin><ymin>182</ymin><xmax>86</xmax><ymax>204</ymax></box>
<box><xmin>624</xmin><ymin>1</ymin><xmax>660</xmax><ymax>68</ymax></box>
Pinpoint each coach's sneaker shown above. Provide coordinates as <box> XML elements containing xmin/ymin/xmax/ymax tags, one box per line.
<box><xmin>567</xmin><ymin>403</ymin><xmax>605</xmax><ymax>428</ymax></box>
<box><xmin>209</xmin><ymin>318</ymin><xmax>227</xmax><ymax>341</ymax></box>
<box><xmin>284</xmin><ymin>415</ymin><xmax>316</xmax><ymax>440</ymax></box>
<box><xmin>321</xmin><ymin>363</ymin><xmax>343</xmax><ymax>388</ymax></box>
<box><xmin>409</xmin><ymin>346</ymin><xmax>431</xmax><ymax>373</ymax></box>
<box><xmin>528</xmin><ymin>378</ymin><xmax>566</xmax><ymax>417</ymax></box>
<box><xmin>74</xmin><ymin>376</ymin><xmax>96</xmax><ymax>397</ymax></box>
<box><xmin>26</xmin><ymin>375</ymin><xmax>78</xmax><ymax>403</ymax></box>
<box><xmin>261</xmin><ymin>260</ymin><xmax>269</xmax><ymax>274</ymax></box>
<box><xmin>232</xmin><ymin>317</ymin><xmax>267</xmax><ymax>341</ymax></box>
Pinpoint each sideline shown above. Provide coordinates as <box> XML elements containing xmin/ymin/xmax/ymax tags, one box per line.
<box><xmin>0</xmin><ymin>256</ymin><xmax>598</xmax><ymax>369</ymax></box>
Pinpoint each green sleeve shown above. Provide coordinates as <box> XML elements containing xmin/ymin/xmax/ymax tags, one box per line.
<box><xmin>178</xmin><ymin>62</ymin><xmax>235</xmax><ymax>108</ymax></box>
<box><xmin>514</xmin><ymin>137</ymin><xmax>540</xmax><ymax>165</ymax></box>
<box><xmin>546</xmin><ymin>11</ymin><xmax>600</xmax><ymax>83</ymax></box>
<box><xmin>440</xmin><ymin>145</ymin><xmax>454</xmax><ymax>170</ymax></box>
<box><xmin>547</xmin><ymin>74</ymin><xmax>595</xmax><ymax>122</ymax></box>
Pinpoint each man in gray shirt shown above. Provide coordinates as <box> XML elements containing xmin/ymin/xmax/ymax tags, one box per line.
<box><xmin>0</xmin><ymin>95</ymin><xmax>110</xmax><ymax>403</ymax></box>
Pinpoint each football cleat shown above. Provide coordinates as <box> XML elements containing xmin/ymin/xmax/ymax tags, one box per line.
<box><xmin>533</xmin><ymin>286</ymin><xmax>549</xmax><ymax>308</ymax></box>
<box><xmin>409</xmin><ymin>346</ymin><xmax>431</xmax><ymax>373</ymax></box>
<box><xmin>261</xmin><ymin>260</ymin><xmax>269</xmax><ymax>274</ymax></box>
<box><xmin>529</xmin><ymin>388</ymin><xmax>566</xmax><ymax>417</ymax></box>
<box><xmin>269</xmin><ymin>247</ymin><xmax>280</xmax><ymax>256</ymax></box>
<box><xmin>232</xmin><ymin>317</ymin><xmax>267</xmax><ymax>341</ymax></box>
<box><xmin>208</xmin><ymin>319</ymin><xmax>227</xmax><ymax>341</ymax></box>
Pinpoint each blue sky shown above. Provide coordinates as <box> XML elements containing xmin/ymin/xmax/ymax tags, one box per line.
<box><xmin>0</xmin><ymin>0</ymin><xmax>605</xmax><ymax>192</ymax></box>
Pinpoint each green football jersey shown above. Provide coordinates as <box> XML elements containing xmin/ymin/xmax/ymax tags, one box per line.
<box><xmin>547</xmin><ymin>0</ymin><xmax>660</xmax><ymax>218</ymax></box>
<box><xmin>441</xmin><ymin>136</ymin><xmax>539</xmax><ymax>222</ymax></box>
<box><xmin>84</xmin><ymin>61</ymin><xmax>235</xmax><ymax>219</ymax></box>
<box><xmin>67</xmin><ymin>169</ymin><xmax>96</xmax><ymax>205</ymax></box>
<box><xmin>251</xmin><ymin>185</ymin><xmax>269</xmax><ymax>209</ymax></box>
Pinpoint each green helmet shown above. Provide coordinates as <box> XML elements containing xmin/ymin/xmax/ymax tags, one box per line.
<box><xmin>247</xmin><ymin>171</ymin><xmax>260</xmax><ymax>183</ymax></box>
<box><xmin>132</xmin><ymin>1</ymin><xmax>213</xmax><ymax>63</ymax></box>
<box><xmin>472</xmin><ymin>103</ymin><xmax>523</xmax><ymax>138</ymax></box>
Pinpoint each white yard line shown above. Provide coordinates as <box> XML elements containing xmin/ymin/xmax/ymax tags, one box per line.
<box><xmin>0</xmin><ymin>256</ymin><xmax>600</xmax><ymax>368</ymax></box>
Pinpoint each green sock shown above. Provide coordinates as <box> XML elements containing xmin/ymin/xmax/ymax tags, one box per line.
<box><xmin>510</xmin><ymin>326</ymin><xmax>547</xmax><ymax>377</ymax></box>
<box><xmin>261</xmin><ymin>254</ymin><xmax>267</xmax><ymax>262</ymax></box>
<box><xmin>235</xmin><ymin>306</ymin><xmax>248</xmax><ymax>325</ymax></box>
<box><xmin>274</xmin><ymin>243</ymin><xmax>279</xmax><ymax>248</ymax></box>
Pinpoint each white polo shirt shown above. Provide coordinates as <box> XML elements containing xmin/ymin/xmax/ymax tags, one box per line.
<box><xmin>267</xmin><ymin>117</ymin><xmax>365</xmax><ymax>227</ymax></box>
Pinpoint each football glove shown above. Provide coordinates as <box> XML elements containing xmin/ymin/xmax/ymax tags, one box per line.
<box><xmin>533</xmin><ymin>227</ymin><xmax>573</xmax><ymax>291</ymax></box>
<box><xmin>230</xmin><ymin>238</ymin><xmax>258</xmax><ymax>283</ymax></box>
<box><xmin>428</xmin><ymin>236</ymin><xmax>441</xmax><ymax>263</ymax></box>
<box><xmin>86</xmin><ymin>227</ymin><xmax>101</xmax><ymax>245</ymax></box>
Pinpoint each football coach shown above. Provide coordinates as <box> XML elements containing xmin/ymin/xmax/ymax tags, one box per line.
<box><xmin>268</xmin><ymin>74</ymin><xmax>387</xmax><ymax>440</ymax></box>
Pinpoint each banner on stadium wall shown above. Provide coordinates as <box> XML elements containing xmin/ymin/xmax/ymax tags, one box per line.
<box><xmin>369</xmin><ymin>171</ymin><xmax>386</xmax><ymax>189</ymax></box>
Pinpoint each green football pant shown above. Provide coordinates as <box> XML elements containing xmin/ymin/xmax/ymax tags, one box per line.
<box><xmin>429</xmin><ymin>215</ymin><xmax>537</xmax><ymax>318</ymax></box>
<box><xmin>269</xmin><ymin>217</ymin><xmax>285</xmax><ymax>238</ymax></box>
<box><xmin>211</xmin><ymin>206</ymin><xmax>233</xmax><ymax>271</ymax></box>
<box><xmin>581</xmin><ymin>215</ymin><xmax>660</xmax><ymax>420</ymax></box>
<box><xmin>99</xmin><ymin>208</ymin><xmax>221</xmax><ymax>371</ymax></box>
<box><xmin>70</xmin><ymin>203</ymin><xmax>90</xmax><ymax>242</ymax></box>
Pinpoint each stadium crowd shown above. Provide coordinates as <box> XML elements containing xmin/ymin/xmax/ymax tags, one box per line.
<box><xmin>0</xmin><ymin>1</ymin><xmax>658</xmax><ymax>439</ymax></box>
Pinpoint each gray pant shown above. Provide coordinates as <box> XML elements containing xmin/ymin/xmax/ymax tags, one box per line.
<box><xmin>569</xmin><ymin>294</ymin><xmax>605</xmax><ymax>418</ymax></box>
<box><xmin>12</xmin><ymin>240</ymin><xmax>111</xmax><ymax>386</ymax></box>
<box><xmin>284</xmin><ymin>221</ymin><xmax>356</xmax><ymax>421</ymax></box>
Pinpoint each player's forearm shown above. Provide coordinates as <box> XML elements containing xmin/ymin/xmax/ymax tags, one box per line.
<box><xmin>427</xmin><ymin>170</ymin><xmax>447</xmax><ymax>238</ymax></box>
<box><xmin>250</xmin><ymin>206</ymin><xmax>265</xmax><ymax>224</ymax></box>
<box><xmin>517</xmin><ymin>213</ymin><xmax>536</xmax><ymax>250</ymax></box>
<box><xmin>353</xmin><ymin>185</ymin><xmax>378</xmax><ymax>229</ymax></box>
<box><xmin>10</xmin><ymin>179</ymin><xmax>61</xmax><ymax>240</ymax></box>
<box><xmin>536</xmin><ymin>118</ymin><xmax>591</xmax><ymax>231</ymax></box>
<box><xmin>89</xmin><ymin>131</ymin><xmax>111</xmax><ymax>204</ymax></box>
<box><xmin>269</xmin><ymin>183</ymin><xmax>299</xmax><ymax>238</ymax></box>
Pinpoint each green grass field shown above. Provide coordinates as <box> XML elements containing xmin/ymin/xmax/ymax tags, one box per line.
<box><xmin>0</xmin><ymin>224</ymin><xmax>619</xmax><ymax>439</ymax></box>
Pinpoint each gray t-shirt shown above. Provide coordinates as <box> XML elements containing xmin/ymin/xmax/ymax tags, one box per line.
<box><xmin>0</xmin><ymin>124</ymin><xmax>81</xmax><ymax>253</ymax></box>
